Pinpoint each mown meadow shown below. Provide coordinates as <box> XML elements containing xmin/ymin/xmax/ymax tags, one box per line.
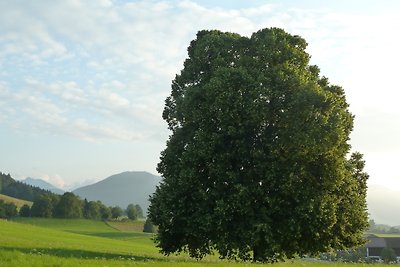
<box><xmin>0</xmin><ymin>218</ymin><xmax>388</xmax><ymax>266</ymax></box>
<box><xmin>0</xmin><ymin>193</ymin><xmax>32</xmax><ymax>208</ymax></box>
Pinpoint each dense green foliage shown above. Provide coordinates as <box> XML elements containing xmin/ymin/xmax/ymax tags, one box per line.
<box><xmin>0</xmin><ymin>199</ymin><xmax>17</xmax><ymax>218</ymax></box>
<box><xmin>31</xmin><ymin>193</ymin><xmax>59</xmax><ymax>217</ymax></box>
<box><xmin>126</xmin><ymin>203</ymin><xmax>139</xmax><ymax>220</ymax></box>
<box><xmin>54</xmin><ymin>192</ymin><xmax>84</xmax><ymax>218</ymax></box>
<box><xmin>380</xmin><ymin>247</ymin><xmax>397</xmax><ymax>263</ymax></box>
<box><xmin>149</xmin><ymin>28</ymin><xmax>369</xmax><ymax>262</ymax></box>
<box><xmin>111</xmin><ymin>206</ymin><xmax>124</xmax><ymax>219</ymax></box>
<box><xmin>83</xmin><ymin>199</ymin><xmax>101</xmax><ymax>219</ymax></box>
<box><xmin>28</xmin><ymin>192</ymin><xmax>144</xmax><ymax>220</ymax></box>
<box><xmin>19</xmin><ymin>204</ymin><xmax>31</xmax><ymax>217</ymax></box>
<box><xmin>0</xmin><ymin>172</ymin><xmax>53</xmax><ymax>201</ymax></box>
<box><xmin>143</xmin><ymin>218</ymin><xmax>156</xmax><ymax>233</ymax></box>
<box><xmin>100</xmin><ymin>202</ymin><xmax>112</xmax><ymax>219</ymax></box>
<box><xmin>29</xmin><ymin>192</ymin><xmax>127</xmax><ymax>220</ymax></box>
<box><xmin>135</xmin><ymin>204</ymin><xmax>144</xmax><ymax>218</ymax></box>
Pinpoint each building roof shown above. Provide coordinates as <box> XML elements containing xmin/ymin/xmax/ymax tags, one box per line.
<box><xmin>366</xmin><ymin>236</ymin><xmax>400</xmax><ymax>248</ymax></box>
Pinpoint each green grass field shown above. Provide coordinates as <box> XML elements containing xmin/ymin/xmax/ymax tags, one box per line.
<box><xmin>0</xmin><ymin>218</ymin><xmax>389</xmax><ymax>266</ymax></box>
<box><xmin>0</xmin><ymin>193</ymin><xmax>33</xmax><ymax>208</ymax></box>
<box><xmin>106</xmin><ymin>219</ymin><xmax>145</xmax><ymax>232</ymax></box>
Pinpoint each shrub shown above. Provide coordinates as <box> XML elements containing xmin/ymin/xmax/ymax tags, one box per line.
<box><xmin>381</xmin><ymin>247</ymin><xmax>397</xmax><ymax>263</ymax></box>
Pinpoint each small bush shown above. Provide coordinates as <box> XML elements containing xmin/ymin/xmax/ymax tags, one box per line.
<box><xmin>19</xmin><ymin>204</ymin><xmax>31</xmax><ymax>217</ymax></box>
<box><xmin>143</xmin><ymin>218</ymin><xmax>156</xmax><ymax>233</ymax></box>
<box><xmin>381</xmin><ymin>247</ymin><xmax>397</xmax><ymax>263</ymax></box>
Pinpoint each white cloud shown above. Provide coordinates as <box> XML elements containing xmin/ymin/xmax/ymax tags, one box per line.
<box><xmin>0</xmin><ymin>0</ymin><xmax>399</xmax><ymax>154</ymax></box>
<box><xmin>0</xmin><ymin>0</ymin><xmax>399</xmax><ymax>195</ymax></box>
<box><xmin>0</xmin><ymin>79</ymin><xmax>148</xmax><ymax>142</ymax></box>
<box><xmin>41</xmin><ymin>174</ymin><xmax>66</xmax><ymax>189</ymax></box>
<box><xmin>70</xmin><ymin>118</ymin><xmax>142</xmax><ymax>142</ymax></box>
<box><xmin>242</xmin><ymin>4</ymin><xmax>275</xmax><ymax>17</ymax></box>
<box><xmin>99</xmin><ymin>90</ymin><xmax>130</xmax><ymax>108</ymax></box>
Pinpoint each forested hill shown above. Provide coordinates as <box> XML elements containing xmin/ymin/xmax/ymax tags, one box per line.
<box><xmin>0</xmin><ymin>172</ymin><xmax>56</xmax><ymax>201</ymax></box>
<box><xmin>73</xmin><ymin>171</ymin><xmax>161</xmax><ymax>212</ymax></box>
<box><xmin>22</xmin><ymin>177</ymin><xmax>65</xmax><ymax>195</ymax></box>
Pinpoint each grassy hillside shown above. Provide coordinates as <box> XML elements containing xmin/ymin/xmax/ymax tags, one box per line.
<box><xmin>13</xmin><ymin>218</ymin><xmax>150</xmax><ymax>241</ymax></box>
<box><xmin>0</xmin><ymin>193</ymin><xmax>32</xmax><ymax>208</ymax></box>
<box><xmin>0</xmin><ymin>219</ymin><xmax>165</xmax><ymax>266</ymax></box>
<box><xmin>0</xmin><ymin>218</ymin><xmax>388</xmax><ymax>266</ymax></box>
<box><xmin>106</xmin><ymin>219</ymin><xmax>145</xmax><ymax>232</ymax></box>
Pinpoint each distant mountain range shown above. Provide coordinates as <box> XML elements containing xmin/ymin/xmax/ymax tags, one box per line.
<box><xmin>73</xmin><ymin>171</ymin><xmax>161</xmax><ymax>212</ymax></box>
<box><xmin>21</xmin><ymin>177</ymin><xmax>65</xmax><ymax>195</ymax></box>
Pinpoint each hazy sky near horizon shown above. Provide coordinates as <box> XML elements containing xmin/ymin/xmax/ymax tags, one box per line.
<box><xmin>0</xmin><ymin>0</ymin><xmax>399</xmax><ymax>191</ymax></box>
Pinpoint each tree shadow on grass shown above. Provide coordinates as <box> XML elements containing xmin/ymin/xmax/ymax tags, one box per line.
<box><xmin>67</xmin><ymin>231</ymin><xmax>149</xmax><ymax>240</ymax></box>
<box><xmin>0</xmin><ymin>246</ymin><xmax>166</xmax><ymax>262</ymax></box>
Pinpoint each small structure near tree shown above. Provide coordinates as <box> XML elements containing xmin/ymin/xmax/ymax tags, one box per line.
<box><xmin>365</xmin><ymin>234</ymin><xmax>400</xmax><ymax>262</ymax></box>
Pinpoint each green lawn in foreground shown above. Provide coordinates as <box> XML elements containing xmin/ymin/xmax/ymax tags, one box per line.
<box><xmin>12</xmin><ymin>217</ymin><xmax>151</xmax><ymax>241</ymax></box>
<box><xmin>0</xmin><ymin>219</ymin><xmax>389</xmax><ymax>266</ymax></box>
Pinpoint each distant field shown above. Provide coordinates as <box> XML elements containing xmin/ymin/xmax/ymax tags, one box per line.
<box><xmin>373</xmin><ymin>233</ymin><xmax>400</xmax><ymax>238</ymax></box>
<box><xmin>106</xmin><ymin>219</ymin><xmax>145</xmax><ymax>232</ymax></box>
<box><xmin>0</xmin><ymin>193</ymin><xmax>32</xmax><ymax>208</ymax></box>
<box><xmin>0</xmin><ymin>218</ymin><xmax>390</xmax><ymax>266</ymax></box>
<box><xmin>13</xmin><ymin>217</ymin><xmax>151</xmax><ymax>241</ymax></box>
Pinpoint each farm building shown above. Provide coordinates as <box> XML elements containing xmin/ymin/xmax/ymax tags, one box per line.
<box><xmin>365</xmin><ymin>234</ymin><xmax>400</xmax><ymax>259</ymax></box>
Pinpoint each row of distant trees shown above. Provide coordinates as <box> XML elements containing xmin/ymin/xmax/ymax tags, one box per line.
<box><xmin>18</xmin><ymin>192</ymin><xmax>144</xmax><ymax>220</ymax></box>
<box><xmin>0</xmin><ymin>193</ymin><xmax>156</xmax><ymax>233</ymax></box>
<box><xmin>368</xmin><ymin>219</ymin><xmax>400</xmax><ymax>234</ymax></box>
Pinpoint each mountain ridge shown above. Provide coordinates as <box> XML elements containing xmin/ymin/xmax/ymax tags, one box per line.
<box><xmin>21</xmin><ymin>177</ymin><xmax>65</xmax><ymax>195</ymax></box>
<box><xmin>73</xmin><ymin>171</ymin><xmax>161</xmax><ymax>212</ymax></box>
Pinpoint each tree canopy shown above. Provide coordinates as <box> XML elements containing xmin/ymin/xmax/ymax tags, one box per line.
<box><xmin>54</xmin><ymin>192</ymin><xmax>83</xmax><ymax>219</ymax></box>
<box><xmin>149</xmin><ymin>28</ymin><xmax>369</xmax><ymax>262</ymax></box>
<box><xmin>0</xmin><ymin>200</ymin><xmax>17</xmax><ymax>218</ymax></box>
<box><xmin>31</xmin><ymin>194</ymin><xmax>59</xmax><ymax>218</ymax></box>
<box><xmin>126</xmin><ymin>204</ymin><xmax>138</xmax><ymax>220</ymax></box>
<box><xmin>111</xmin><ymin>206</ymin><xmax>124</xmax><ymax>219</ymax></box>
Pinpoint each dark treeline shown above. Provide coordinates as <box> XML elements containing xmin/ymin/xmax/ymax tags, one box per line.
<box><xmin>21</xmin><ymin>192</ymin><xmax>144</xmax><ymax>220</ymax></box>
<box><xmin>0</xmin><ymin>172</ymin><xmax>53</xmax><ymax>201</ymax></box>
<box><xmin>0</xmin><ymin>191</ymin><xmax>144</xmax><ymax>221</ymax></box>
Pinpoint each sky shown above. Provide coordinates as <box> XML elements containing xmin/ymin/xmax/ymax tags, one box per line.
<box><xmin>0</xmin><ymin>0</ymin><xmax>399</xmax><ymax>210</ymax></box>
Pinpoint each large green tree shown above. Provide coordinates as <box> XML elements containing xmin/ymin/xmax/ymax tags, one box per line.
<box><xmin>111</xmin><ymin>206</ymin><xmax>124</xmax><ymax>219</ymax></box>
<box><xmin>126</xmin><ymin>204</ymin><xmax>138</xmax><ymax>220</ymax></box>
<box><xmin>31</xmin><ymin>194</ymin><xmax>59</xmax><ymax>218</ymax></box>
<box><xmin>19</xmin><ymin>204</ymin><xmax>31</xmax><ymax>217</ymax></box>
<box><xmin>83</xmin><ymin>200</ymin><xmax>101</xmax><ymax>220</ymax></box>
<box><xmin>54</xmin><ymin>192</ymin><xmax>83</xmax><ymax>219</ymax></box>
<box><xmin>0</xmin><ymin>200</ymin><xmax>17</xmax><ymax>218</ymax></box>
<box><xmin>149</xmin><ymin>28</ymin><xmax>368</xmax><ymax>262</ymax></box>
